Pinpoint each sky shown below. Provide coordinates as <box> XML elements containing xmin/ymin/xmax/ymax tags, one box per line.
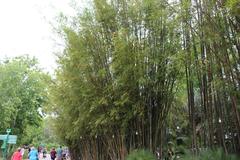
<box><xmin>0</xmin><ymin>0</ymin><xmax>87</xmax><ymax>73</ymax></box>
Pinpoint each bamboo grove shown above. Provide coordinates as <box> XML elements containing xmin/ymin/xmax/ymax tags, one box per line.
<box><xmin>51</xmin><ymin>0</ymin><xmax>240</xmax><ymax>159</ymax></box>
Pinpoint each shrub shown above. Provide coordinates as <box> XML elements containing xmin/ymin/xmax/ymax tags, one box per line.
<box><xmin>182</xmin><ymin>149</ymin><xmax>239</xmax><ymax>160</ymax></box>
<box><xmin>126</xmin><ymin>149</ymin><xmax>156</xmax><ymax>160</ymax></box>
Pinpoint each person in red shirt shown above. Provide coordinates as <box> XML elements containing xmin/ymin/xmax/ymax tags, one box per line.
<box><xmin>11</xmin><ymin>148</ymin><xmax>22</xmax><ymax>160</ymax></box>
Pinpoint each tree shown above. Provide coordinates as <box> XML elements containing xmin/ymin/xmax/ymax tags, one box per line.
<box><xmin>51</xmin><ymin>0</ymin><xmax>240</xmax><ymax>159</ymax></box>
<box><xmin>52</xmin><ymin>0</ymin><xmax>180</xmax><ymax>159</ymax></box>
<box><xmin>0</xmin><ymin>56</ymin><xmax>50</xmax><ymax>144</ymax></box>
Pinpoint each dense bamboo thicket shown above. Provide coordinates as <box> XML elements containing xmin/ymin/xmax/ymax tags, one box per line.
<box><xmin>51</xmin><ymin>0</ymin><xmax>240</xmax><ymax>159</ymax></box>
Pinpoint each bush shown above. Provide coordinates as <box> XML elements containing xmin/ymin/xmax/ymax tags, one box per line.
<box><xmin>181</xmin><ymin>149</ymin><xmax>239</xmax><ymax>160</ymax></box>
<box><xmin>126</xmin><ymin>149</ymin><xmax>156</xmax><ymax>160</ymax></box>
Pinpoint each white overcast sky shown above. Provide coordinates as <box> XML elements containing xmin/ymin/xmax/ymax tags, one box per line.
<box><xmin>0</xmin><ymin>0</ymin><xmax>88</xmax><ymax>73</ymax></box>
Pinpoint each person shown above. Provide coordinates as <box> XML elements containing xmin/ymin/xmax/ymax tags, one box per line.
<box><xmin>56</xmin><ymin>146</ymin><xmax>63</xmax><ymax>160</ymax></box>
<box><xmin>62</xmin><ymin>148</ymin><xmax>66</xmax><ymax>160</ymax></box>
<box><xmin>28</xmin><ymin>146</ymin><xmax>31</xmax><ymax>152</ymax></box>
<box><xmin>50</xmin><ymin>148</ymin><xmax>57</xmax><ymax>160</ymax></box>
<box><xmin>43</xmin><ymin>147</ymin><xmax>47</xmax><ymax>159</ymax></box>
<box><xmin>28</xmin><ymin>147</ymin><xmax>38</xmax><ymax>160</ymax></box>
<box><xmin>28</xmin><ymin>146</ymin><xmax>31</xmax><ymax>160</ymax></box>
<box><xmin>11</xmin><ymin>148</ymin><xmax>22</xmax><ymax>160</ymax></box>
<box><xmin>20</xmin><ymin>147</ymin><xmax>25</xmax><ymax>157</ymax></box>
<box><xmin>65</xmin><ymin>148</ymin><xmax>70</xmax><ymax>160</ymax></box>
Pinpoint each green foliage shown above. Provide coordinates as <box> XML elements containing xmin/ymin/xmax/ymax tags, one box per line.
<box><xmin>225</xmin><ymin>0</ymin><xmax>240</xmax><ymax>15</ymax></box>
<box><xmin>50</xmin><ymin>0</ymin><xmax>240</xmax><ymax>159</ymax></box>
<box><xmin>182</xmin><ymin>149</ymin><xmax>239</xmax><ymax>160</ymax></box>
<box><xmin>20</xmin><ymin>116</ymin><xmax>59</xmax><ymax>147</ymax></box>
<box><xmin>53</xmin><ymin>0</ymin><xmax>181</xmax><ymax>146</ymax></box>
<box><xmin>0</xmin><ymin>56</ymin><xmax>50</xmax><ymax>144</ymax></box>
<box><xmin>126</xmin><ymin>150</ymin><xmax>156</xmax><ymax>160</ymax></box>
<box><xmin>21</xmin><ymin>124</ymin><xmax>43</xmax><ymax>145</ymax></box>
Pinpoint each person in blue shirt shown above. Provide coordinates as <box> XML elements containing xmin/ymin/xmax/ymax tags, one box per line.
<box><xmin>56</xmin><ymin>146</ymin><xmax>63</xmax><ymax>160</ymax></box>
<box><xmin>28</xmin><ymin>147</ymin><xmax>38</xmax><ymax>160</ymax></box>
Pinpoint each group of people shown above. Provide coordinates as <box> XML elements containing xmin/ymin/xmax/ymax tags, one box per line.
<box><xmin>11</xmin><ymin>146</ymin><xmax>38</xmax><ymax>160</ymax></box>
<box><xmin>49</xmin><ymin>146</ymin><xmax>70</xmax><ymax>160</ymax></box>
<box><xmin>11</xmin><ymin>145</ymin><xmax>69</xmax><ymax>160</ymax></box>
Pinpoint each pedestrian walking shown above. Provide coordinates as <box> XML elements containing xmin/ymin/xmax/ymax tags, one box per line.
<box><xmin>11</xmin><ymin>148</ymin><xmax>22</xmax><ymax>160</ymax></box>
<box><xmin>56</xmin><ymin>146</ymin><xmax>63</xmax><ymax>160</ymax></box>
<box><xmin>28</xmin><ymin>147</ymin><xmax>38</xmax><ymax>160</ymax></box>
<box><xmin>20</xmin><ymin>147</ymin><xmax>25</xmax><ymax>157</ymax></box>
<box><xmin>50</xmin><ymin>148</ymin><xmax>57</xmax><ymax>160</ymax></box>
<box><xmin>43</xmin><ymin>147</ymin><xmax>47</xmax><ymax>159</ymax></box>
